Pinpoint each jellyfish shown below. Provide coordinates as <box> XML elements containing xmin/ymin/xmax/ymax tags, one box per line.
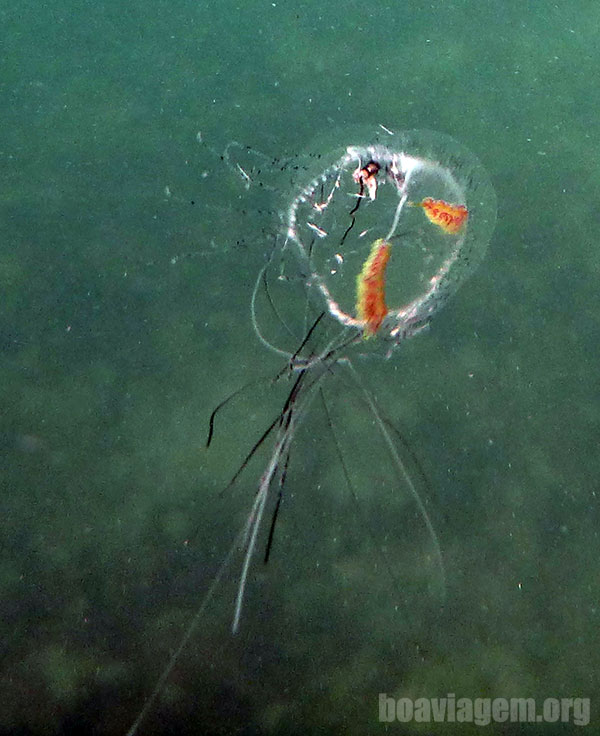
<box><xmin>126</xmin><ymin>126</ymin><xmax>496</xmax><ymax>736</ymax></box>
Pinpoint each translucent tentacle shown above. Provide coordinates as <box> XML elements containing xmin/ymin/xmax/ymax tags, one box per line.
<box><xmin>342</xmin><ymin>359</ymin><xmax>446</xmax><ymax>598</ymax></box>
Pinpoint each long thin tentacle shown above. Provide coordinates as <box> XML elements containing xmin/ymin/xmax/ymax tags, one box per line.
<box><xmin>342</xmin><ymin>359</ymin><xmax>446</xmax><ymax>598</ymax></box>
<box><xmin>231</xmin><ymin>361</ymin><xmax>329</xmax><ymax>631</ymax></box>
<box><xmin>251</xmin><ymin>261</ymin><xmax>296</xmax><ymax>360</ymax></box>
<box><xmin>124</xmin><ymin>530</ymin><xmax>243</xmax><ymax>736</ymax></box>
<box><xmin>319</xmin><ymin>387</ymin><xmax>410</xmax><ymax>598</ymax></box>
<box><xmin>206</xmin><ymin>376</ymin><xmax>271</xmax><ymax>448</ymax></box>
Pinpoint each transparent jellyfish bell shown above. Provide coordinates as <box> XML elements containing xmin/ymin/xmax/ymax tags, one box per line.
<box><xmin>282</xmin><ymin>127</ymin><xmax>496</xmax><ymax>350</ymax></box>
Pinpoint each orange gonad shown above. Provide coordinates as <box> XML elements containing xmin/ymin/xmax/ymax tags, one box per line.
<box><xmin>356</xmin><ymin>238</ymin><xmax>391</xmax><ymax>337</ymax></box>
<box><xmin>412</xmin><ymin>197</ymin><xmax>468</xmax><ymax>234</ymax></box>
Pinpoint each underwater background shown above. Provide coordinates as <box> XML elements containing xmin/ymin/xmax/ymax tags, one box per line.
<box><xmin>1</xmin><ymin>0</ymin><xmax>598</xmax><ymax>733</ymax></box>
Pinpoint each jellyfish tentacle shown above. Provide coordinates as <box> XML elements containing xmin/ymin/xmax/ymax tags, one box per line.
<box><xmin>342</xmin><ymin>359</ymin><xmax>446</xmax><ymax>599</ymax></box>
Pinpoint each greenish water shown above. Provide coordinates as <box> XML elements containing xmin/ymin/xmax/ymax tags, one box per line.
<box><xmin>2</xmin><ymin>1</ymin><xmax>599</xmax><ymax>734</ymax></box>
